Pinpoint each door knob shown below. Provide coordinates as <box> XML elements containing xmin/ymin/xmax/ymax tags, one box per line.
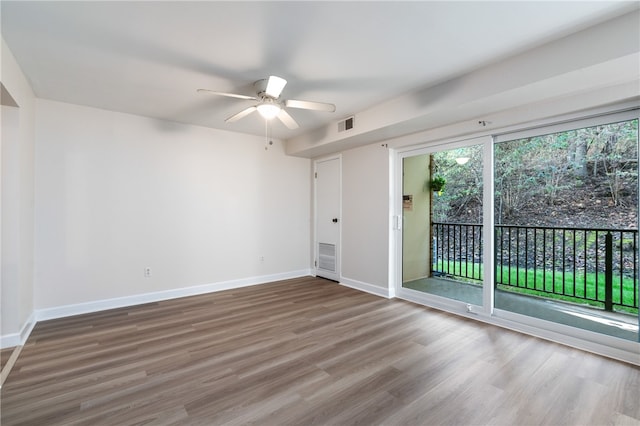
<box><xmin>332</xmin><ymin>218</ymin><xmax>339</xmax><ymax>223</ymax></box>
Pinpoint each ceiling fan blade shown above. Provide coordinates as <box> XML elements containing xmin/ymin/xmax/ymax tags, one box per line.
<box><xmin>225</xmin><ymin>106</ymin><xmax>257</xmax><ymax>123</ymax></box>
<box><xmin>277</xmin><ymin>109</ymin><xmax>299</xmax><ymax>129</ymax></box>
<box><xmin>197</xmin><ymin>89</ymin><xmax>257</xmax><ymax>101</ymax></box>
<box><xmin>265</xmin><ymin>76</ymin><xmax>287</xmax><ymax>98</ymax></box>
<box><xmin>284</xmin><ymin>99</ymin><xmax>336</xmax><ymax>112</ymax></box>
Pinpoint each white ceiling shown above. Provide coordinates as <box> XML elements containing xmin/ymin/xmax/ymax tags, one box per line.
<box><xmin>1</xmin><ymin>1</ymin><xmax>636</xmax><ymax>140</ymax></box>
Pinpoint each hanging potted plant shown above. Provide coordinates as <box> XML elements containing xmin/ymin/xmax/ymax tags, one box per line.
<box><xmin>430</xmin><ymin>175</ymin><xmax>446</xmax><ymax>195</ymax></box>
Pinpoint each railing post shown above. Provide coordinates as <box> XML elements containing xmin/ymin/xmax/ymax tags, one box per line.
<box><xmin>432</xmin><ymin>236</ymin><xmax>437</xmax><ymax>275</ymax></box>
<box><xmin>494</xmin><ymin>227</ymin><xmax>499</xmax><ymax>289</ymax></box>
<box><xmin>604</xmin><ymin>231</ymin><xmax>613</xmax><ymax>312</ymax></box>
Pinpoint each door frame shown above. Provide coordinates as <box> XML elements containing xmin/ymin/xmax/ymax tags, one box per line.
<box><xmin>313</xmin><ymin>154</ymin><xmax>342</xmax><ymax>281</ymax></box>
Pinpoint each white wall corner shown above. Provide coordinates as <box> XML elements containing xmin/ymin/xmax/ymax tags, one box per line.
<box><xmin>19</xmin><ymin>311</ymin><xmax>36</xmax><ymax>345</ymax></box>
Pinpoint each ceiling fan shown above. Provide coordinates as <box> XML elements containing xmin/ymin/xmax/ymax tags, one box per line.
<box><xmin>197</xmin><ymin>75</ymin><xmax>336</xmax><ymax>130</ymax></box>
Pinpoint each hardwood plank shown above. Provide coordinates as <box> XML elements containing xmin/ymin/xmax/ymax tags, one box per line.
<box><xmin>0</xmin><ymin>346</ymin><xmax>21</xmax><ymax>387</ymax></box>
<box><xmin>2</xmin><ymin>276</ymin><xmax>639</xmax><ymax>425</ymax></box>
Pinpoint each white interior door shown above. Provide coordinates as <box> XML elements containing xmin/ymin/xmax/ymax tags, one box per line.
<box><xmin>315</xmin><ymin>156</ymin><xmax>341</xmax><ymax>281</ymax></box>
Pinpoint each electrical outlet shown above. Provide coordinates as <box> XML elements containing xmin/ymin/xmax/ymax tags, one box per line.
<box><xmin>144</xmin><ymin>267</ymin><xmax>152</xmax><ymax>278</ymax></box>
<box><xmin>260</xmin><ymin>256</ymin><xmax>265</xmax><ymax>262</ymax></box>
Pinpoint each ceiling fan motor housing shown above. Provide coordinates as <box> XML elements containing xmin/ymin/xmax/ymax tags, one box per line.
<box><xmin>253</xmin><ymin>79</ymin><xmax>270</xmax><ymax>97</ymax></box>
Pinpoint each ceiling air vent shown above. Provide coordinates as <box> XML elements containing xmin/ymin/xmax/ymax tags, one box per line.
<box><xmin>338</xmin><ymin>116</ymin><xmax>354</xmax><ymax>132</ymax></box>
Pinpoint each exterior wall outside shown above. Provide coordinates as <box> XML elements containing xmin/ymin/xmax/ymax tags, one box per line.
<box><xmin>401</xmin><ymin>154</ymin><xmax>431</xmax><ymax>282</ymax></box>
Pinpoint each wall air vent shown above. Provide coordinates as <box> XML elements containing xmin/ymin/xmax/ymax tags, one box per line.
<box><xmin>338</xmin><ymin>116</ymin><xmax>354</xmax><ymax>132</ymax></box>
<box><xmin>318</xmin><ymin>243</ymin><xmax>336</xmax><ymax>272</ymax></box>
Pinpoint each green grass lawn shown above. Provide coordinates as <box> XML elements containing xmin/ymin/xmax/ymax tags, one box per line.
<box><xmin>434</xmin><ymin>260</ymin><xmax>638</xmax><ymax>315</ymax></box>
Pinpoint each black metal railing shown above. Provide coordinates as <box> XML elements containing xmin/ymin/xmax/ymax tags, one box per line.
<box><xmin>432</xmin><ymin>222</ymin><xmax>483</xmax><ymax>282</ymax></box>
<box><xmin>432</xmin><ymin>222</ymin><xmax>639</xmax><ymax>311</ymax></box>
<box><xmin>495</xmin><ymin>225</ymin><xmax>638</xmax><ymax>311</ymax></box>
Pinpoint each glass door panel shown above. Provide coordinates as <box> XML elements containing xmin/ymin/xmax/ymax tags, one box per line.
<box><xmin>494</xmin><ymin>118</ymin><xmax>639</xmax><ymax>342</ymax></box>
<box><xmin>402</xmin><ymin>144</ymin><xmax>484</xmax><ymax>306</ymax></box>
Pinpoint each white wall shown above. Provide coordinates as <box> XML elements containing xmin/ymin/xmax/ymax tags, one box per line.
<box><xmin>1</xmin><ymin>38</ymin><xmax>36</xmax><ymax>344</ymax></box>
<box><xmin>340</xmin><ymin>143</ymin><xmax>389</xmax><ymax>292</ymax></box>
<box><xmin>34</xmin><ymin>100</ymin><xmax>310</xmax><ymax>310</ymax></box>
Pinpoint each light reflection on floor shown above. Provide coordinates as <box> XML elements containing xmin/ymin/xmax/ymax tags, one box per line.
<box><xmin>403</xmin><ymin>277</ymin><xmax>639</xmax><ymax>341</ymax></box>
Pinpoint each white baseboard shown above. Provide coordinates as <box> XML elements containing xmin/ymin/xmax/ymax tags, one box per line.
<box><xmin>1</xmin><ymin>269</ymin><xmax>311</xmax><ymax>349</ymax></box>
<box><xmin>36</xmin><ymin>269</ymin><xmax>311</xmax><ymax>322</ymax></box>
<box><xmin>340</xmin><ymin>277</ymin><xmax>392</xmax><ymax>299</ymax></box>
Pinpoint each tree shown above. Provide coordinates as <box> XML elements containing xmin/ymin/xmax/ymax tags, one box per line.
<box><xmin>432</xmin><ymin>118</ymin><xmax>638</xmax><ymax>227</ymax></box>
<box><xmin>432</xmin><ymin>145</ymin><xmax>483</xmax><ymax>223</ymax></box>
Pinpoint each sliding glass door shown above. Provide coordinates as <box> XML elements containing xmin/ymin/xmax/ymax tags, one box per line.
<box><xmin>396</xmin><ymin>110</ymin><xmax>638</xmax><ymax>347</ymax></box>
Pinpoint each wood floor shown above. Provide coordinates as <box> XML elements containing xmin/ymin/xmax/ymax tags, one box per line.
<box><xmin>2</xmin><ymin>277</ymin><xmax>639</xmax><ymax>425</ymax></box>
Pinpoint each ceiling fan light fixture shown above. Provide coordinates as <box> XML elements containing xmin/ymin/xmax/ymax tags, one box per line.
<box><xmin>198</xmin><ymin>74</ymin><xmax>334</xmax><ymax>129</ymax></box>
<box><xmin>257</xmin><ymin>103</ymin><xmax>281</xmax><ymax>120</ymax></box>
